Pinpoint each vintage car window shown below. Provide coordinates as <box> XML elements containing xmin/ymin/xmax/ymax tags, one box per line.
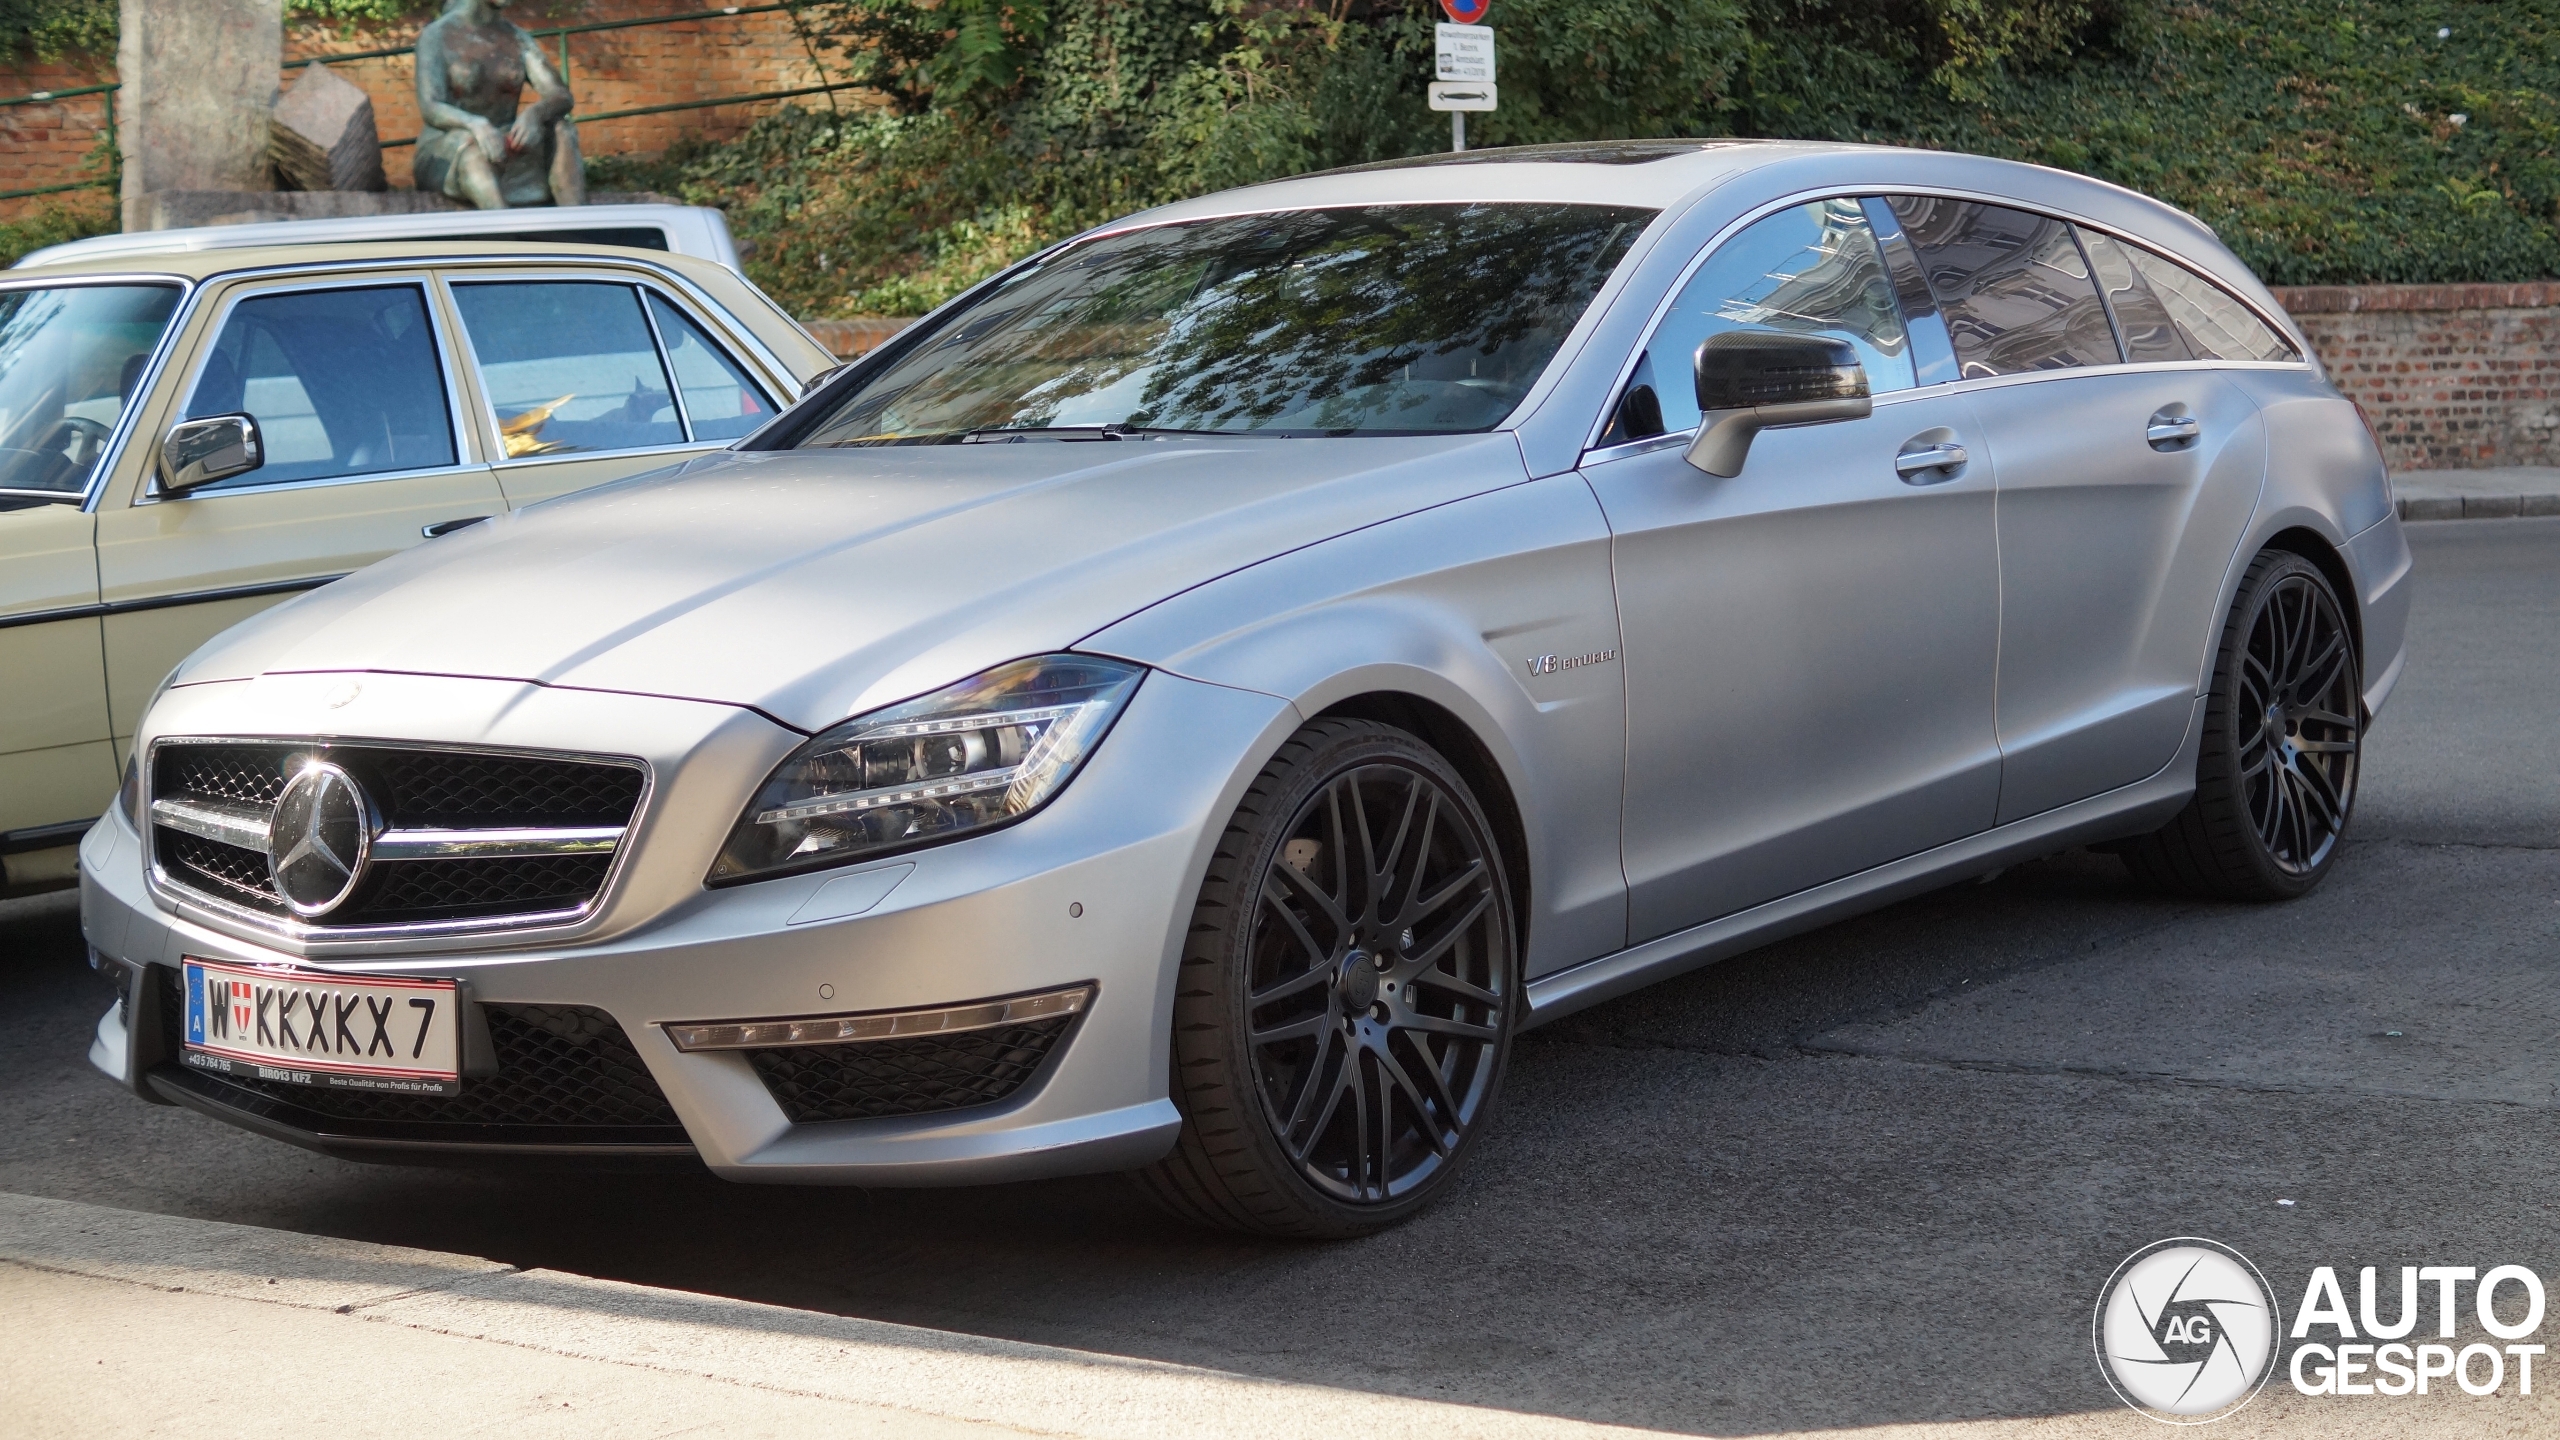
<box><xmin>2077</xmin><ymin>230</ymin><xmax>2191</xmax><ymax>363</ymax></box>
<box><xmin>1885</xmin><ymin>198</ymin><xmax>2120</xmax><ymax>377</ymax></box>
<box><xmin>2123</xmin><ymin>247</ymin><xmax>2300</xmax><ymax>362</ymax></box>
<box><xmin>1623</xmin><ymin>197</ymin><xmax>1915</xmax><ymax>440</ymax></box>
<box><xmin>644</xmin><ymin>293</ymin><xmax>775</xmax><ymax>442</ymax></box>
<box><xmin>180</xmin><ymin>283</ymin><xmax>456</xmax><ymax>489</ymax></box>
<box><xmin>794</xmin><ymin>202</ymin><xmax>1653</xmax><ymax>445</ymax></box>
<box><xmin>0</xmin><ymin>282</ymin><xmax>181</xmax><ymax>496</ymax></box>
<box><xmin>450</xmin><ymin>281</ymin><xmax>684</xmax><ymax>457</ymax></box>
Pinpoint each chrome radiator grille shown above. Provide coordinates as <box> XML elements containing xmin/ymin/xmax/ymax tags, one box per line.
<box><xmin>148</xmin><ymin>740</ymin><xmax>645</xmax><ymax>932</ymax></box>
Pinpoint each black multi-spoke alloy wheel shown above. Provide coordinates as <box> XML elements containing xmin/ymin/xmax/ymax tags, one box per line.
<box><xmin>1138</xmin><ymin>719</ymin><xmax>1518</xmax><ymax>1237</ymax></box>
<box><xmin>2124</xmin><ymin>549</ymin><xmax>2361</xmax><ymax>900</ymax></box>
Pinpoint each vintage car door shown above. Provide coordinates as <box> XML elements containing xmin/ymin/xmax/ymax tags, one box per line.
<box><xmin>1883</xmin><ymin>198</ymin><xmax>2271</xmax><ymax>822</ymax></box>
<box><xmin>1579</xmin><ymin>196</ymin><xmax>2003</xmax><ymax>944</ymax></box>
<box><xmin>439</xmin><ymin>272</ymin><xmax>786</xmax><ymax>508</ymax></box>
<box><xmin>91</xmin><ymin>273</ymin><xmax>506</xmax><ymax>754</ymax></box>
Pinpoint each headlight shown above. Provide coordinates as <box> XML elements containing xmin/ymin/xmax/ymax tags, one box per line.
<box><xmin>709</xmin><ymin>654</ymin><xmax>1145</xmax><ymax>884</ymax></box>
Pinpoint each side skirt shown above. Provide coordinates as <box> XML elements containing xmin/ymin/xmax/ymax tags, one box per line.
<box><xmin>1523</xmin><ymin>696</ymin><xmax>2207</xmax><ymax>1029</ymax></box>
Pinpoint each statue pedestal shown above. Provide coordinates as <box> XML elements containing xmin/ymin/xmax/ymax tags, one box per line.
<box><xmin>117</xmin><ymin>0</ymin><xmax>282</xmax><ymax>231</ymax></box>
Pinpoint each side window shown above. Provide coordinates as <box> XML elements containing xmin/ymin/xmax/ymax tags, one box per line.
<box><xmin>181</xmin><ymin>284</ymin><xmax>456</xmax><ymax>489</ymax></box>
<box><xmin>1620</xmin><ymin>197</ymin><xmax>1914</xmax><ymax>440</ymax></box>
<box><xmin>2077</xmin><ymin>231</ymin><xmax>2191</xmax><ymax>362</ymax></box>
<box><xmin>2123</xmin><ymin>248</ymin><xmax>2300</xmax><ymax>362</ymax></box>
<box><xmin>1884</xmin><ymin>198</ymin><xmax>2119</xmax><ymax>377</ymax></box>
<box><xmin>450</xmin><ymin>281</ymin><xmax>683</xmax><ymax>457</ymax></box>
<box><xmin>644</xmin><ymin>294</ymin><xmax>777</xmax><ymax>442</ymax></box>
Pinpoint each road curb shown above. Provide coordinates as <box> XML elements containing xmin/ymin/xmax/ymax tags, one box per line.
<box><xmin>0</xmin><ymin>1192</ymin><xmax>1667</xmax><ymax>1440</ymax></box>
<box><xmin>2397</xmin><ymin>492</ymin><xmax>2560</xmax><ymax>521</ymax></box>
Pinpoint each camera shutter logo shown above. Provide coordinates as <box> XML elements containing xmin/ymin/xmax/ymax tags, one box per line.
<box><xmin>2094</xmin><ymin>1238</ymin><xmax>2282</xmax><ymax>1423</ymax></box>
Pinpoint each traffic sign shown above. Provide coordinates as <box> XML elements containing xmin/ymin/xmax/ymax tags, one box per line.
<box><xmin>1428</xmin><ymin>83</ymin><xmax>1497</xmax><ymax>112</ymax></box>
<box><xmin>1438</xmin><ymin>0</ymin><xmax>1489</xmax><ymax>24</ymax></box>
<box><xmin>1435</xmin><ymin>23</ymin><xmax>1495</xmax><ymax>84</ymax></box>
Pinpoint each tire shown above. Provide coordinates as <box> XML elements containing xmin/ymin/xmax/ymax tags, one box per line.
<box><xmin>1135</xmin><ymin>718</ymin><xmax>1519</xmax><ymax>1238</ymax></box>
<box><xmin>2122</xmin><ymin>549</ymin><xmax>2361</xmax><ymax>901</ymax></box>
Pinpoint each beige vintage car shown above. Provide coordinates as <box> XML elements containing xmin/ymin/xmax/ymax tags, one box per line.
<box><xmin>0</xmin><ymin>240</ymin><xmax>835</xmax><ymax>893</ymax></box>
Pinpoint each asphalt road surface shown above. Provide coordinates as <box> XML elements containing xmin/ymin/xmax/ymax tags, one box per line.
<box><xmin>7</xmin><ymin>518</ymin><xmax>2557</xmax><ymax>1435</ymax></box>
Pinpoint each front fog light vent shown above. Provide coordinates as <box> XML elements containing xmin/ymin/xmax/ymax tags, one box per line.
<box><xmin>663</xmin><ymin>984</ymin><xmax>1092</xmax><ymax>1053</ymax></box>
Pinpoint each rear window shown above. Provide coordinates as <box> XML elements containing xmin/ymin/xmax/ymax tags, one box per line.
<box><xmin>2123</xmin><ymin>247</ymin><xmax>2300</xmax><ymax>363</ymax></box>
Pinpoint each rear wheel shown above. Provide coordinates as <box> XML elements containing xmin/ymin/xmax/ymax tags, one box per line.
<box><xmin>2123</xmin><ymin>549</ymin><xmax>2361</xmax><ymax>900</ymax></box>
<box><xmin>1137</xmin><ymin>719</ymin><xmax>1517</xmax><ymax>1238</ymax></box>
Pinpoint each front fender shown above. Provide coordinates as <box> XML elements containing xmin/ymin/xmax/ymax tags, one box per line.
<box><xmin>1080</xmin><ymin>472</ymin><xmax>1629</xmax><ymax>976</ymax></box>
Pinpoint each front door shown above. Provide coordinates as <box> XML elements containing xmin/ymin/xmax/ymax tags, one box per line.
<box><xmin>1583</xmin><ymin>197</ymin><xmax>2003</xmax><ymax>943</ymax></box>
<box><xmin>93</xmin><ymin>276</ymin><xmax>504</xmax><ymax>747</ymax></box>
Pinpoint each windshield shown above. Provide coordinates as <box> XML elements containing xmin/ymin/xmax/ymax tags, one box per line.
<box><xmin>796</xmin><ymin>203</ymin><xmax>1653</xmax><ymax>446</ymax></box>
<box><xmin>0</xmin><ymin>284</ymin><xmax>183</xmax><ymax>495</ymax></box>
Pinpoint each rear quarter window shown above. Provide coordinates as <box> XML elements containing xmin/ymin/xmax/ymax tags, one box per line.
<box><xmin>2123</xmin><ymin>247</ymin><xmax>2300</xmax><ymax>363</ymax></box>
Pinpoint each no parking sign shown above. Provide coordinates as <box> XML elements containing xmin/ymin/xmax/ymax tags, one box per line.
<box><xmin>1439</xmin><ymin>0</ymin><xmax>1489</xmax><ymax>22</ymax></box>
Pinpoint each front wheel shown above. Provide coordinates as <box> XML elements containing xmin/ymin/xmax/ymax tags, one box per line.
<box><xmin>1136</xmin><ymin>719</ymin><xmax>1518</xmax><ymax>1238</ymax></box>
<box><xmin>2123</xmin><ymin>549</ymin><xmax>2362</xmax><ymax>900</ymax></box>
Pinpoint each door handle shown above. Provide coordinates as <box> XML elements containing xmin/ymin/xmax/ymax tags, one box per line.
<box><xmin>2147</xmin><ymin>412</ymin><xmax>2202</xmax><ymax>450</ymax></box>
<box><xmin>1894</xmin><ymin>442</ymin><xmax>1969</xmax><ymax>484</ymax></box>
<box><xmin>422</xmin><ymin>515</ymin><xmax>489</xmax><ymax>538</ymax></box>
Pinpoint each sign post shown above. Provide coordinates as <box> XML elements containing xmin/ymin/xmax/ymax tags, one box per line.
<box><xmin>1430</xmin><ymin>11</ymin><xmax>1494</xmax><ymax>153</ymax></box>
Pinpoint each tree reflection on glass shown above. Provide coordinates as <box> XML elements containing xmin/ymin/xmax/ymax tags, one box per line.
<box><xmin>800</xmin><ymin>203</ymin><xmax>1653</xmax><ymax>446</ymax></box>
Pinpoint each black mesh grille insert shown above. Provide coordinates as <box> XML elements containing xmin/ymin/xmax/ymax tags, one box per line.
<box><xmin>149</xmin><ymin>741</ymin><xmax>642</xmax><ymax>928</ymax></box>
<box><xmin>356</xmin><ymin>855</ymin><xmax>612</xmax><ymax>924</ymax></box>
<box><xmin>365</xmin><ymin>750</ymin><xmax>643</xmax><ymax>829</ymax></box>
<box><xmin>747</xmin><ymin>1017</ymin><xmax>1073</xmax><ymax>1123</ymax></box>
<box><xmin>156</xmin><ymin>967</ymin><xmax>687</xmax><ymax>1145</ymax></box>
<box><xmin>162</xmin><ymin>832</ymin><xmax>289</xmax><ymax>916</ymax></box>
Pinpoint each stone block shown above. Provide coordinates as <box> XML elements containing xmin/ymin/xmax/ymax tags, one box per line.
<box><xmin>270</xmin><ymin>63</ymin><xmax>386</xmax><ymax>194</ymax></box>
<box><xmin>2520</xmin><ymin>492</ymin><xmax>2560</xmax><ymax>518</ymax></box>
<box><xmin>119</xmin><ymin>0</ymin><xmax>281</xmax><ymax>231</ymax></box>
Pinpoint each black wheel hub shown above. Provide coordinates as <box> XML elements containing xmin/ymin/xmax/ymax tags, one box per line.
<box><xmin>1246</xmin><ymin>762</ymin><xmax>1509</xmax><ymax>1204</ymax></box>
<box><xmin>2237</xmin><ymin>572</ymin><xmax>2360</xmax><ymax>875</ymax></box>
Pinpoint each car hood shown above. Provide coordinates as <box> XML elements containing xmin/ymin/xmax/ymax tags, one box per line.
<box><xmin>175</xmin><ymin>436</ymin><xmax>1530</xmax><ymax>731</ymax></box>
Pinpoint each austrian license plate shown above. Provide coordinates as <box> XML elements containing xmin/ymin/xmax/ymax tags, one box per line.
<box><xmin>181</xmin><ymin>957</ymin><xmax>461</xmax><ymax>1096</ymax></box>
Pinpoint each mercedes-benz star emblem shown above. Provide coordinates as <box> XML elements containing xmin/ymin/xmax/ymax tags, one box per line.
<box><xmin>266</xmin><ymin>760</ymin><xmax>377</xmax><ymax>917</ymax></box>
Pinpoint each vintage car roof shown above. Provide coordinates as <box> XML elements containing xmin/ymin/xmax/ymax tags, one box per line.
<box><xmin>4</xmin><ymin>237</ymin><xmax>745</xmax><ymax>283</ymax></box>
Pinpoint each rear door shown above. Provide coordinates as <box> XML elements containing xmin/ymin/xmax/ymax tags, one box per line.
<box><xmin>93</xmin><ymin>273</ymin><xmax>505</xmax><ymax>750</ymax></box>
<box><xmin>440</xmin><ymin>273</ymin><xmax>784</xmax><ymax>508</ymax></box>
<box><xmin>1886</xmin><ymin>198</ymin><xmax>2266</xmax><ymax>822</ymax></box>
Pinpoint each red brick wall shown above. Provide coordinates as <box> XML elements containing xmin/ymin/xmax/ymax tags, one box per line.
<box><xmin>2273</xmin><ymin>283</ymin><xmax>2560</xmax><ymax>473</ymax></box>
<box><xmin>0</xmin><ymin>56</ymin><xmax>118</xmax><ymax>221</ymax></box>
<box><xmin>4</xmin><ymin>1</ymin><xmax>831</xmax><ymax>220</ymax></box>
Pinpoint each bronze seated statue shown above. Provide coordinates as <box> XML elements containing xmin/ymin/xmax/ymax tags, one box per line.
<box><xmin>412</xmin><ymin>0</ymin><xmax>585</xmax><ymax>209</ymax></box>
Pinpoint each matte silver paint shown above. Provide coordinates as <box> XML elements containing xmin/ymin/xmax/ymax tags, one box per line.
<box><xmin>83</xmin><ymin>141</ymin><xmax>2406</xmax><ymax>1183</ymax></box>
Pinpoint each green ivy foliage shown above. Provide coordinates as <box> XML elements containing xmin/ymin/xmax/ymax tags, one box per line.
<box><xmin>604</xmin><ymin>0</ymin><xmax>2560</xmax><ymax>314</ymax></box>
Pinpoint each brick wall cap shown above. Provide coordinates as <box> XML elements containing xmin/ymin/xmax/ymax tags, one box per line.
<box><xmin>2275</xmin><ymin>282</ymin><xmax>2560</xmax><ymax>314</ymax></box>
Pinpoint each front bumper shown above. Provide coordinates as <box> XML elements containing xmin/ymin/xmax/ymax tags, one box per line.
<box><xmin>82</xmin><ymin>666</ymin><xmax>1296</xmax><ymax>1185</ymax></box>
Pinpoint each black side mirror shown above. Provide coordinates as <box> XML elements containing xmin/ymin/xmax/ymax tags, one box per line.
<box><xmin>159</xmin><ymin>413</ymin><xmax>263</xmax><ymax>494</ymax></box>
<box><xmin>1684</xmin><ymin>331</ymin><xmax>1873</xmax><ymax>477</ymax></box>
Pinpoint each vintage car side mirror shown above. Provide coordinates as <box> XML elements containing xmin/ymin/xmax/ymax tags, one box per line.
<box><xmin>158</xmin><ymin>413</ymin><xmax>263</xmax><ymax>494</ymax></box>
<box><xmin>1684</xmin><ymin>331</ymin><xmax>1873</xmax><ymax>478</ymax></box>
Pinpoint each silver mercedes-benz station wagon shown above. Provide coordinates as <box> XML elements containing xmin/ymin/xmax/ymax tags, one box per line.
<box><xmin>82</xmin><ymin>140</ymin><xmax>2409</xmax><ymax>1237</ymax></box>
